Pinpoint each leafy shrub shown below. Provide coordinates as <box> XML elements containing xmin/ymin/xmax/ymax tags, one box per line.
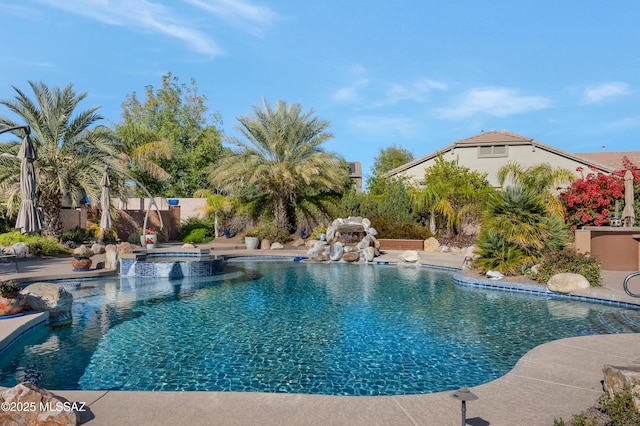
<box><xmin>473</xmin><ymin>230</ymin><xmax>526</xmax><ymax>275</ymax></box>
<box><xmin>0</xmin><ymin>231</ymin><xmax>28</xmax><ymax>246</ymax></box>
<box><xmin>182</xmin><ymin>228</ymin><xmax>212</xmax><ymax>244</ymax></box>
<box><xmin>597</xmin><ymin>389</ymin><xmax>640</xmax><ymax>425</ymax></box>
<box><xmin>253</xmin><ymin>222</ymin><xmax>291</xmax><ymax>243</ymax></box>
<box><xmin>0</xmin><ymin>232</ymin><xmax>68</xmax><ymax>256</ymax></box>
<box><xmin>309</xmin><ymin>226</ymin><xmax>326</xmax><ymax>240</ymax></box>
<box><xmin>531</xmin><ymin>248</ymin><xmax>602</xmax><ymax>286</ymax></box>
<box><xmin>27</xmin><ymin>235</ymin><xmax>70</xmax><ymax>256</ymax></box>
<box><xmin>61</xmin><ymin>226</ymin><xmax>90</xmax><ymax>244</ymax></box>
<box><xmin>370</xmin><ymin>214</ymin><xmax>432</xmax><ymax>240</ymax></box>
<box><xmin>180</xmin><ymin>217</ymin><xmax>214</xmax><ymax>241</ymax></box>
<box><xmin>555</xmin><ymin>389</ymin><xmax>640</xmax><ymax>425</ymax></box>
<box><xmin>128</xmin><ymin>231</ymin><xmax>142</xmax><ymax>245</ymax></box>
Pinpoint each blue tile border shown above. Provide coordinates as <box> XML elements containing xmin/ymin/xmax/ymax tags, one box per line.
<box><xmin>451</xmin><ymin>270</ymin><xmax>640</xmax><ymax>309</ymax></box>
<box><xmin>0</xmin><ymin>314</ymin><xmax>48</xmax><ymax>355</ymax></box>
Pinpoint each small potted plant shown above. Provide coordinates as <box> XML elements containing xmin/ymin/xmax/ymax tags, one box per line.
<box><xmin>0</xmin><ymin>280</ymin><xmax>24</xmax><ymax>316</ymax></box>
<box><xmin>243</xmin><ymin>231</ymin><xmax>260</xmax><ymax>250</ymax></box>
<box><xmin>146</xmin><ymin>235</ymin><xmax>156</xmax><ymax>250</ymax></box>
<box><xmin>72</xmin><ymin>247</ymin><xmax>94</xmax><ymax>271</ymax></box>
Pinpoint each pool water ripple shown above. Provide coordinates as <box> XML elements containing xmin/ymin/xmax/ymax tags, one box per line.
<box><xmin>1</xmin><ymin>262</ymin><xmax>640</xmax><ymax>395</ymax></box>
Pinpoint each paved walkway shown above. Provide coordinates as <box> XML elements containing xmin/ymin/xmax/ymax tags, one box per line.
<box><xmin>1</xmin><ymin>243</ymin><xmax>640</xmax><ymax>425</ymax></box>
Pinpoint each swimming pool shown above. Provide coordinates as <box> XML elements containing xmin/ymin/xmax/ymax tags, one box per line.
<box><xmin>1</xmin><ymin>261</ymin><xmax>639</xmax><ymax>395</ymax></box>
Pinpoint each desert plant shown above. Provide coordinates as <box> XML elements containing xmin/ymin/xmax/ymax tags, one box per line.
<box><xmin>530</xmin><ymin>248</ymin><xmax>602</xmax><ymax>286</ymax></box>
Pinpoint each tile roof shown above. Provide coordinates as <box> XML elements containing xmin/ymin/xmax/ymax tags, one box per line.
<box><xmin>453</xmin><ymin>129</ymin><xmax>533</xmax><ymax>145</ymax></box>
<box><xmin>574</xmin><ymin>152</ymin><xmax>640</xmax><ymax>170</ymax></box>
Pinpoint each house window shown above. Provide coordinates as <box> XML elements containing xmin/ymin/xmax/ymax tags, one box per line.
<box><xmin>478</xmin><ymin>145</ymin><xmax>508</xmax><ymax>158</ymax></box>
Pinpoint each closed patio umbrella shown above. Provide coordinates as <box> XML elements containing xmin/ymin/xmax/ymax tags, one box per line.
<box><xmin>99</xmin><ymin>165</ymin><xmax>112</xmax><ymax>235</ymax></box>
<box><xmin>622</xmin><ymin>169</ymin><xmax>635</xmax><ymax>227</ymax></box>
<box><xmin>15</xmin><ymin>126</ymin><xmax>44</xmax><ymax>234</ymax></box>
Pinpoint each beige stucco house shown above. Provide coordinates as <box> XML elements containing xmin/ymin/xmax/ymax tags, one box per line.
<box><xmin>384</xmin><ymin>130</ymin><xmax>624</xmax><ymax>187</ymax></box>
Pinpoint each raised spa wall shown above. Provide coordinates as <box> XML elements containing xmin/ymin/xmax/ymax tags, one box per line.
<box><xmin>120</xmin><ymin>248</ymin><xmax>224</xmax><ymax>278</ymax></box>
<box><xmin>575</xmin><ymin>226</ymin><xmax>640</xmax><ymax>271</ymax></box>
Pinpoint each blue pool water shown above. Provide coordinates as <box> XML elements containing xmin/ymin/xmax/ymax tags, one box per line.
<box><xmin>1</xmin><ymin>261</ymin><xmax>640</xmax><ymax>395</ymax></box>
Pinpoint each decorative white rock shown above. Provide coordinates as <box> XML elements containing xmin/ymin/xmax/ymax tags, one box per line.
<box><xmin>398</xmin><ymin>250</ymin><xmax>420</xmax><ymax>263</ymax></box>
<box><xmin>547</xmin><ymin>273</ymin><xmax>591</xmax><ymax>293</ymax></box>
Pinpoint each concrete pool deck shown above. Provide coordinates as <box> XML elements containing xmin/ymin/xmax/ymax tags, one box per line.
<box><xmin>1</xmin><ymin>244</ymin><xmax>640</xmax><ymax>425</ymax></box>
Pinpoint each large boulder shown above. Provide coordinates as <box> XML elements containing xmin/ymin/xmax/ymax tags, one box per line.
<box><xmin>117</xmin><ymin>242</ymin><xmax>134</xmax><ymax>255</ymax></box>
<box><xmin>362</xmin><ymin>246</ymin><xmax>375</xmax><ymax>262</ymax></box>
<box><xmin>20</xmin><ymin>283</ymin><xmax>73</xmax><ymax>326</ymax></box>
<box><xmin>307</xmin><ymin>241</ymin><xmax>328</xmax><ymax>260</ymax></box>
<box><xmin>329</xmin><ymin>244</ymin><xmax>344</xmax><ymax>261</ymax></box>
<box><xmin>357</xmin><ymin>235</ymin><xmax>373</xmax><ymax>250</ymax></box>
<box><xmin>602</xmin><ymin>365</ymin><xmax>640</xmax><ymax>412</ymax></box>
<box><xmin>547</xmin><ymin>273</ymin><xmax>590</xmax><ymax>293</ymax></box>
<box><xmin>325</xmin><ymin>226</ymin><xmax>336</xmax><ymax>243</ymax></box>
<box><xmin>342</xmin><ymin>251</ymin><xmax>360</xmax><ymax>262</ymax></box>
<box><xmin>104</xmin><ymin>245</ymin><xmax>118</xmax><ymax>271</ymax></box>
<box><xmin>260</xmin><ymin>239</ymin><xmax>271</xmax><ymax>250</ymax></box>
<box><xmin>291</xmin><ymin>238</ymin><xmax>306</xmax><ymax>247</ymax></box>
<box><xmin>423</xmin><ymin>237</ymin><xmax>440</xmax><ymax>252</ymax></box>
<box><xmin>398</xmin><ymin>250</ymin><xmax>420</xmax><ymax>263</ymax></box>
<box><xmin>0</xmin><ymin>382</ymin><xmax>81</xmax><ymax>425</ymax></box>
<box><xmin>90</xmin><ymin>243</ymin><xmax>105</xmax><ymax>255</ymax></box>
<box><xmin>11</xmin><ymin>242</ymin><xmax>29</xmax><ymax>258</ymax></box>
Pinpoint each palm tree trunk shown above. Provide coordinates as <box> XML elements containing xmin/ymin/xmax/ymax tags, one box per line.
<box><xmin>274</xmin><ymin>197</ymin><xmax>289</xmax><ymax>231</ymax></box>
<box><xmin>214</xmin><ymin>211</ymin><xmax>219</xmax><ymax>239</ymax></box>
<box><xmin>40</xmin><ymin>192</ymin><xmax>64</xmax><ymax>239</ymax></box>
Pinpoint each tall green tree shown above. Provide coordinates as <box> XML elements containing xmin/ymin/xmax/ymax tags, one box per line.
<box><xmin>412</xmin><ymin>155</ymin><xmax>495</xmax><ymax>235</ymax></box>
<box><xmin>118</xmin><ymin>72</ymin><xmax>223</xmax><ymax>197</ymax></box>
<box><xmin>367</xmin><ymin>145</ymin><xmax>414</xmax><ymax>195</ymax></box>
<box><xmin>0</xmin><ymin>82</ymin><xmax>121</xmax><ymax>238</ymax></box>
<box><xmin>497</xmin><ymin>162</ymin><xmax>575</xmax><ymax>217</ymax></box>
<box><xmin>210</xmin><ymin>99</ymin><xmax>350</xmax><ymax>231</ymax></box>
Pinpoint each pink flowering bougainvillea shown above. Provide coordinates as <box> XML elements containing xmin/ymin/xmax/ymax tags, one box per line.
<box><xmin>560</xmin><ymin>157</ymin><xmax>640</xmax><ymax>230</ymax></box>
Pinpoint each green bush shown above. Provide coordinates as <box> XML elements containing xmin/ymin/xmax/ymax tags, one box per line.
<box><xmin>182</xmin><ymin>228</ymin><xmax>213</xmax><ymax>244</ymax></box>
<box><xmin>370</xmin><ymin>214</ymin><xmax>432</xmax><ymax>240</ymax></box>
<box><xmin>61</xmin><ymin>227</ymin><xmax>90</xmax><ymax>244</ymax></box>
<box><xmin>28</xmin><ymin>236</ymin><xmax>70</xmax><ymax>256</ymax></box>
<box><xmin>555</xmin><ymin>389</ymin><xmax>640</xmax><ymax>425</ymax></box>
<box><xmin>309</xmin><ymin>226</ymin><xmax>326</xmax><ymax>240</ymax></box>
<box><xmin>128</xmin><ymin>231</ymin><xmax>142</xmax><ymax>245</ymax></box>
<box><xmin>253</xmin><ymin>222</ymin><xmax>291</xmax><ymax>244</ymax></box>
<box><xmin>597</xmin><ymin>389</ymin><xmax>640</xmax><ymax>425</ymax></box>
<box><xmin>0</xmin><ymin>231</ymin><xmax>28</xmax><ymax>246</ymax></box>
<box><xmin>531</xmin><ymin>248</ymin><xmax>602</xmax><ymax>286</ymax></box>
<box><xmin>180</xmin><ymin>217</ymin><xmax>214</xmax><ymax>241</ymax></box>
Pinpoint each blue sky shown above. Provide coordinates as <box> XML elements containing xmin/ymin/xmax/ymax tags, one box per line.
<box><xmin>1</xmin><ymin>1</ymin><xmax>639</xmax><ymax>181</ymax></box>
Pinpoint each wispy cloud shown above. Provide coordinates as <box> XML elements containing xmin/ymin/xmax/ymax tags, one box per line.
<box><xmin>185</xmin><ymin>0</ymin><xmax>278</xmax><ymax>37</ymax></box>
<box><xmin>332</xmin><ymin>67</ymin><xmax>447</xmax><ymax>107</ymax></box>
<box><xmin>583</xmin><ymin>82</ymin><xmax>632</xmax><ymax>104</ymax></box>
<box><xmin>33</xmin><ymin>0</ymin><xmax>278</xmax><ymax>56</ymax></box>
<box><xmin>436</xmin><ymin>87</ymin><xmax>551</xmax><ymax>119</ymax></box>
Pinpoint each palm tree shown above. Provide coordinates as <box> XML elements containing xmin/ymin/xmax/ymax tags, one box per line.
<box><xmin>474</xmin><ymin>185</ymin><xmax>571</xmax><ymax>274</ymax></box>
<box><xmin>411</xmin><ymin>155</ymin><xmax>494</xmax><ymax>235</ymax></box>
<box><xmin>209</xmin><ymin>99</ymin><xmax>350</xmax><ymax>231</ymax></box>
<box><xmin>193</xmin><ymin>189</ymin><xmax>237</xmax><ymax>238</ymax></box>
<box><xmin>0</xmin><ymin>82</ymin><xmax>122</xmax><ymax>238</ymax></box>
<box><xmin>497</xmin><ymin>162</ymin><xmax>575</xmax><ymax>217</ymax></box>
<box><xmin>114</xmin><ymin>122</ymin><xmax>173</xmax><ymax>197</ymax></box>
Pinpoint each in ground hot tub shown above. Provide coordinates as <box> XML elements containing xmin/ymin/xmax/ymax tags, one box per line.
<box><xmin>120</xmin><ymin>248</ymin><xmax>224</xmax><ymax>278</ymax></box>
